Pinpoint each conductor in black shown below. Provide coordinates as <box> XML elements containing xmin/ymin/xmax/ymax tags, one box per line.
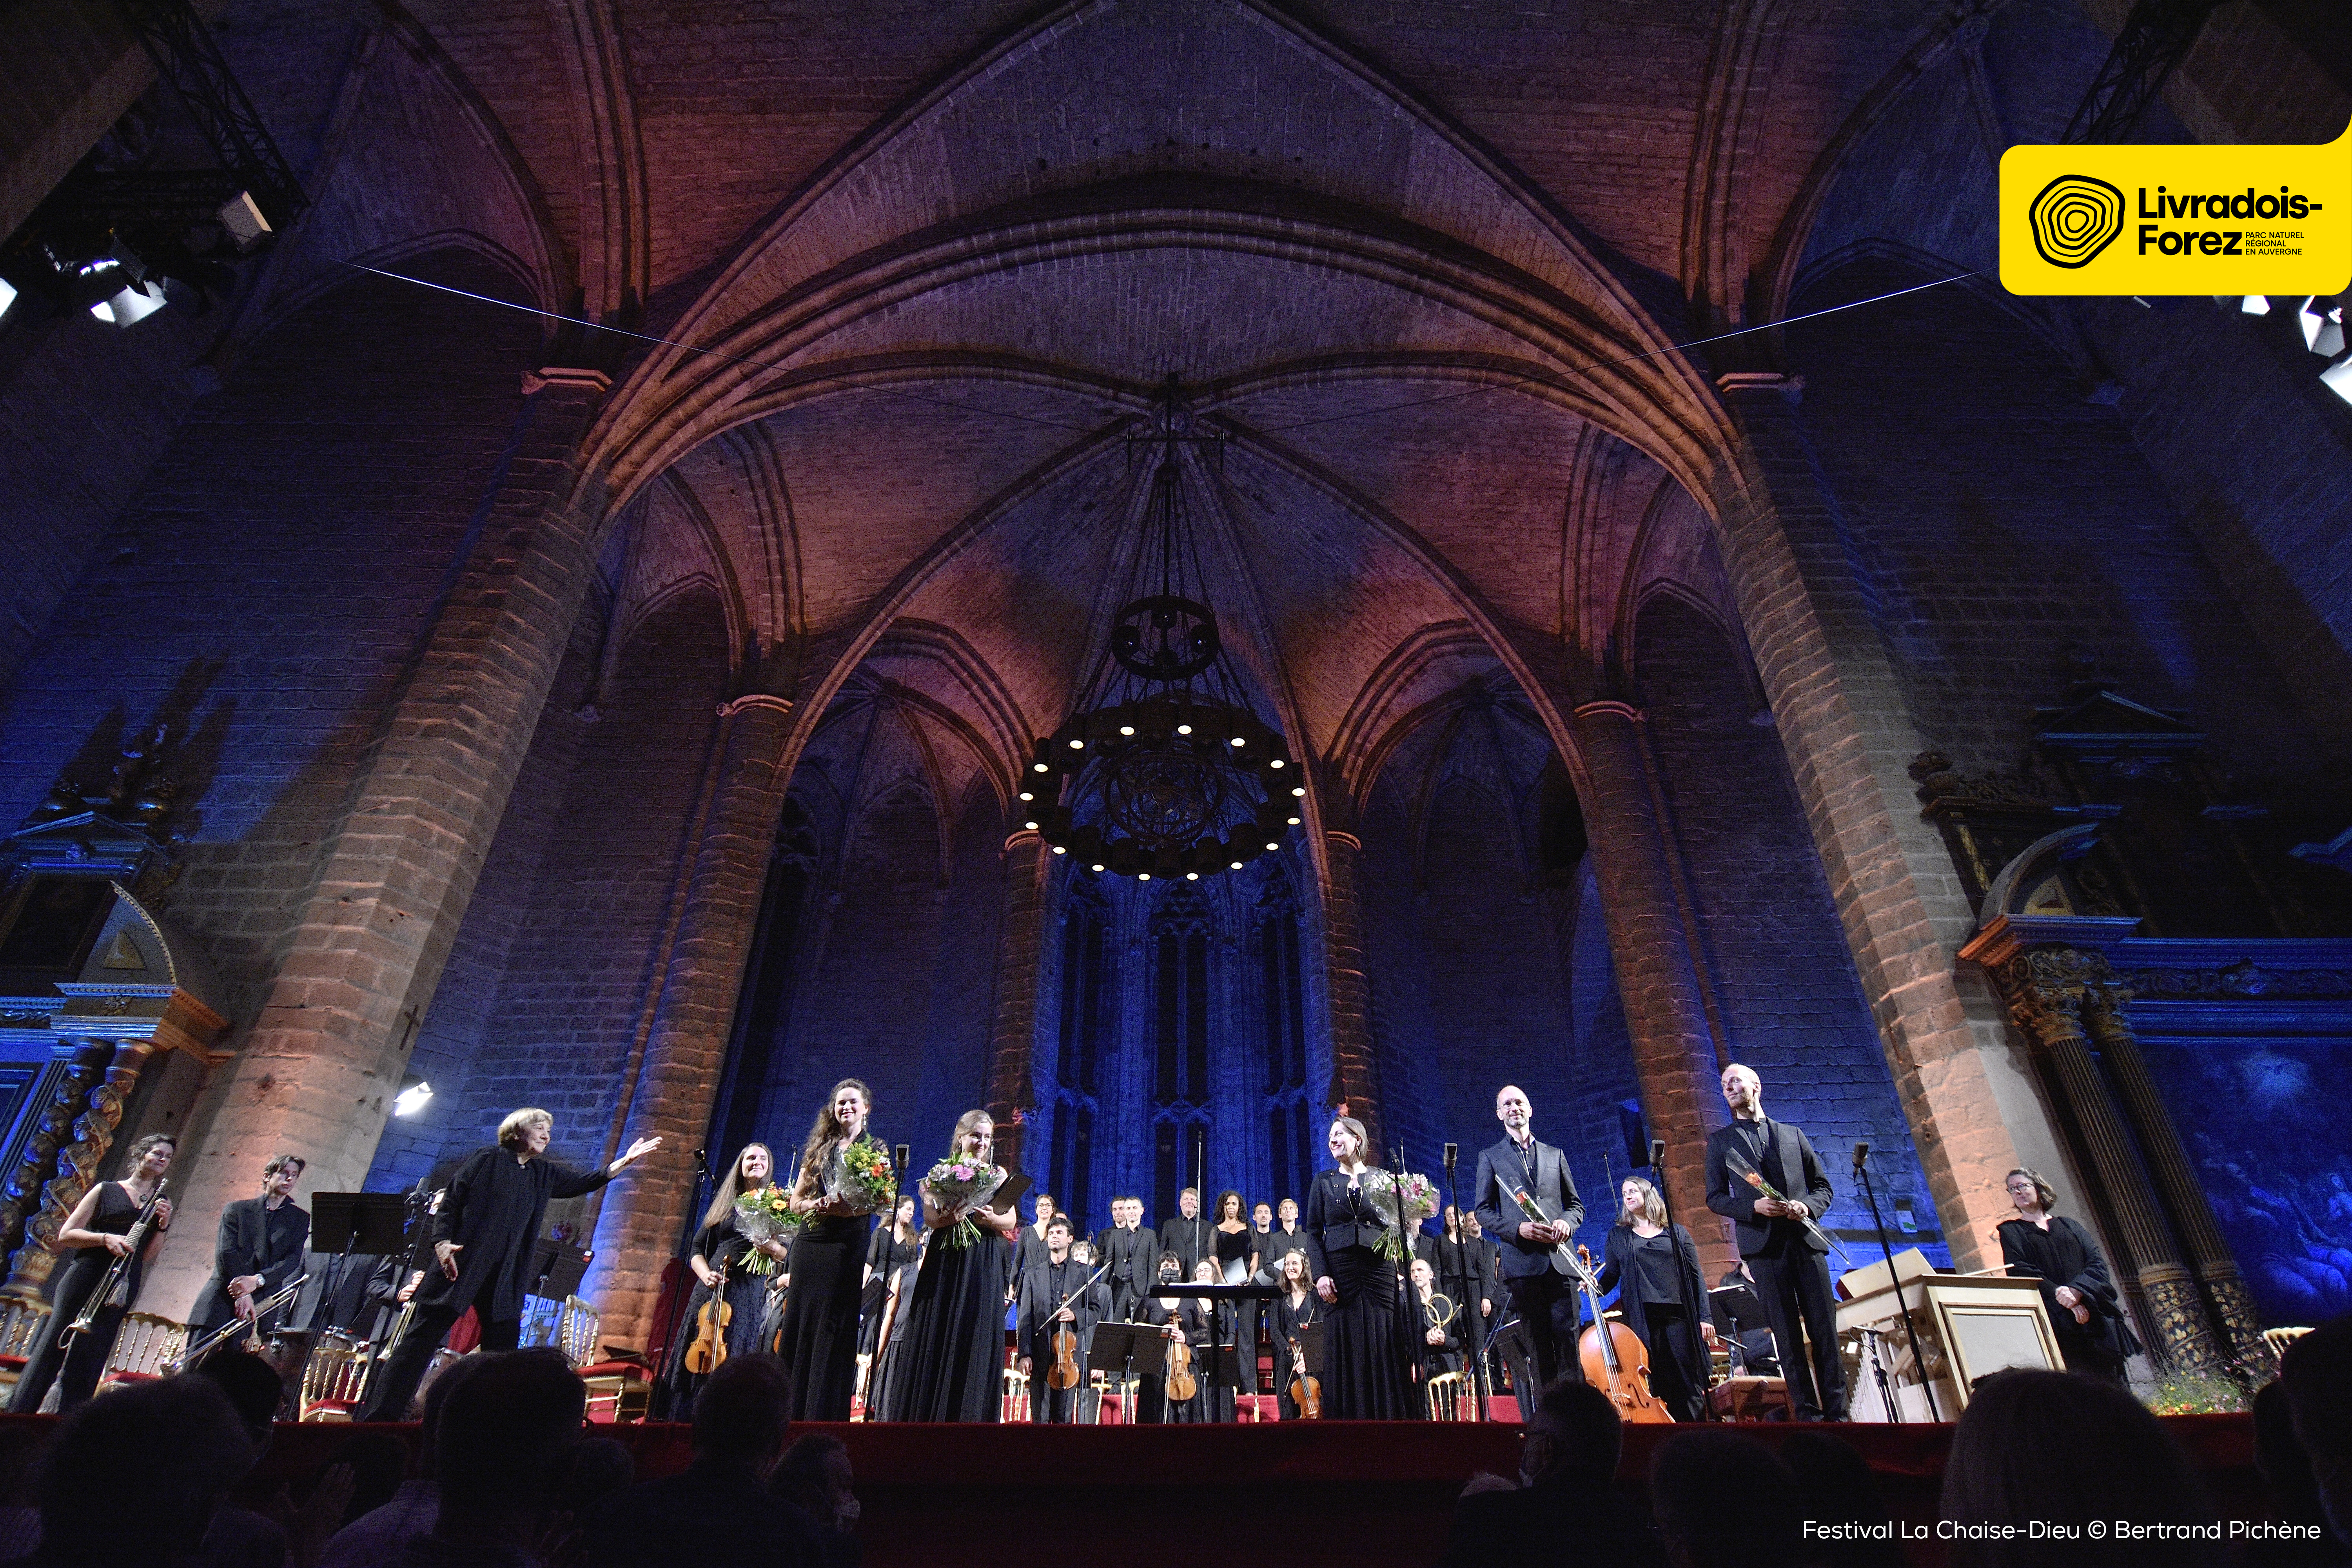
<box><xmin>1470</xmin><ymin>1084</ymin><xmax>1586</xmax><ymax>1391</ymax></box>
<box><xmin>1704</xmin><ymin>1062</ymin><xmax>1845</xmax><ymax>1420</ymax></box>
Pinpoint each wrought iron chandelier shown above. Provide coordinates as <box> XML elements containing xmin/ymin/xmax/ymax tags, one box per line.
<box><xmin>1020</xmin><ymin>393</ymin><xmax>1302</xmax><ymax>880</ymax></box>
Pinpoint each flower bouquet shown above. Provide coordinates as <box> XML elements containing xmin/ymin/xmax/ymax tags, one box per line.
<box><xmin>921</xmin><ymin>1156</ymin><xmax>1006</xmax><ymax>1249</ymax></box>
<box><xmin>1722</xmin><ymin>1151</ymin><xmax>1849</xmax><ymax>1262</ymax></box>
<box><xmin>733</xmin><ymin>1186</ymin><xmax>801</xmax><ymax>1276</ymax></box>
<box><xmin>1359</xmin><ymin>1169</ymin><xmax>1440</xmax><ymax>1262</ymax></box>
<box><xmin>837</xmin><ymin>1134</ymin><xmax>897</xmax><ymax>1216</ymax></box>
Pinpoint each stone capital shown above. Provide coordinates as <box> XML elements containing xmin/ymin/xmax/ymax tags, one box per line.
<box><xmin>1715</xmin><ymin>371</ymin><xmax>1805</xmax><ymax>401</ymax></box>
<box><xmin>1572</xmin><ymin>700</ymin><xmax>1647</xmax><ymax>726</ymax></box>
<box><xmin>716</xmin><ymin>693</ymin><xmax>793</xmax><ymax>719</ymax></box>
<box><xmin>519</xmin><ymin>366</ymin><xmax>613</xmax><ymax>397</ymax></box>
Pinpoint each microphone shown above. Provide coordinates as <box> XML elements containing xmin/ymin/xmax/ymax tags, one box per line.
<box><xmin>1649</xmin><ymin>1139</ymin><xmax>1665</xmax><ymax>1170</ymax></box>
<box><xmin>1443</xmin><ymin>1142</ymin><xmax>1458</xmax><ymax>1177</ymax></box>
<box><xmin>1852</xmin><ymin>1140</ymin><xmax>1870</xmax><ymax>1176</ymax></box>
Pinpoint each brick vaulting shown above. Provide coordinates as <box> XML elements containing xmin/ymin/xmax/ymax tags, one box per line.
<box><xmin>2</xmin><ymin>0</ymin><xmax>2347</xmax><ymax>1358</ymax></box>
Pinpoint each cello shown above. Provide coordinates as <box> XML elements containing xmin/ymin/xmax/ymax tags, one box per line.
<box><xmin>1574</xmin><ymin>1242</ymin><xmax>1673</xmax><ymax>1424</ymax></box>
<box><xmin>684</xmin><ymin>1260</ymin><xmax>731</xmax><ymax>1375</ymax></box>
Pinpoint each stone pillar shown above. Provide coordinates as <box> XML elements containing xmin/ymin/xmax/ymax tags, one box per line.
<box><xmin>1318</xmin><ymin>828</ymin><xmax>1383</xmax><ymax>1154</ymax></box>
<box><xmin>1573</xmin><ymin>701</ymin><xmax>1734</xmax><ymax>1280</ymax></box>
<box><xmin>147</xmin><ymin>371</ymin><xmax>615</xmax><ymax>1319</ymax></box>
<box><xmin>584</xmin><ymin>692</ymin><xmax>797</xmax><ymax>1350</ymax></box>
<box><xmin>1991</xmin><ymin>948</ymin><xmax>2224</xmax><ymax>1376</ymax></box>
<box><xmin>2082</xmin><ymin>995</ymin><xmax>2273</xmax><ymax>1375</ymax></box>
<box><xmin>1713</xmin><ymin>375</ymin><xmax>2038</xmax><ymax>1269</ymax></box>
<box><xmin>982</xmin><ymin>830</ymin><xmax>1053</xmax><ymax>1176</ymax></box>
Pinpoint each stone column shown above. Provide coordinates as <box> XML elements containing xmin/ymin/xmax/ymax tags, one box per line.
<box><xmin>1994</xmin><ymin>949</ymin><xmax>2224</xmax><ymax>1376</ymax></box>
<box><xmin>1318</xmin><ymin>827</ymin><xmax>1383</xmax><ymax>1153</ymax></box>
<box><xmin>584</xmin><ymin>692</ymin><xmax>797</xmax><ymax>1350</ymax></box>
<box><xmin>1573</xmin><ymin>701</ymin><xmax>1734</xmax><ymax>1280</ymax></box>
<box><xmin>2083</xmin><ymin>994</ymin><xmax>2273</xmax><ymax>1374</ymax></box>
<box><xmin>147</xmin><ymin>370</ymin><xmax>615</xmax><ymax>1319</ymax></box>
<box><xmin>983</xmin><ymin>830</ymin><xmax>1053</xmax><ymax>1176</ymax></box>
<box><xmin>1713</xmin><ymin>375</ymin><xmax>2038</xmax><ymax>1269</ymax></box>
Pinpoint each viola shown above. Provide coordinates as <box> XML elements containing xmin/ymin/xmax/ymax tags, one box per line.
<box><xmin>1163</xmin><ymin>1319</ymin><xmax>1199</xmax><ymax>1404</ymax></box>
<box><xmin>1047</xmin><ymin>1258</ymin><xmax>1109</xmax><ymax>1392</ymax></box>
<box><xmin>1575</xmin><ymin>1242</ymin><xmax>1672</xmax><ymax>1424</ymax></box>
<box><xmin>1287</xmin><ymin>1334</ymin><xmax>1321</xmax><ymax>1418</ymax></box>
<box><xmin>684</xmin><ymin>1261</ymin><xmax>731</xmax><ymax>1375</ymax></box>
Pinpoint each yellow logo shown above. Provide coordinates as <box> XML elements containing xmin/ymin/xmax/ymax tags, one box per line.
<box><xmin>2001</xmin><ymin>121</ymin><xmax>2350</xmax><ymax>295</ymax></box>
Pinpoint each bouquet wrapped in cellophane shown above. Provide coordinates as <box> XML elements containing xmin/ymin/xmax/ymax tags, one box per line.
<box><xmin>732</xmin><ymin>1187</ymin><xmax>800</xmax><ymax>1276</ymax></box>
<box><xmin>1359</xmin><ymin>1169</ymin><xmax>1440</xmax><ymax>1262</ymax></box>
<box><xmin>837</xmin><ymin>1134</ymin><xmax>897</xmax><ymax>1216</ymax></box>
<box><xmin>921</xmin><ymin>1156</ymin><xmax>1006</xmax><ymax>1249</ymax></box>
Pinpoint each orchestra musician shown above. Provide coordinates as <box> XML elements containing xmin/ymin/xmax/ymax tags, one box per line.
<box><xmin>357</xmin><ymin>1109</ymin><xmax>659</xmax><ymax>1423</ymax></box>
<box><xmin>1270</xmin><ymin>1249</ymin><xmax>1319</xmax><ymax>1420</ymax></box>
<box><xmin>1009</xmin><ymin>1191</ymin><xmax>1058</xmax><ymax>1299</ymax></box>
<box><xmin>1410</xmin><ymin>1257</ymin><xmax>1465</xmax><ymax>1382</ymax></box>
<box><xmin>779</xmin><ymin>1079</ymin><xmax>882</xmax><ymax>1421</ymax></box>
<box><xmin>887</xmin><ymin>1110</ymin><xmax>1020</xmax><ymax>1422</ymax></box>
<box><xmin>10</xmin><ymin>1133</ymin><xmax>175</xmax><ymax>1414</ymax></box>
<box><xmin>1015</xmin><ymin>1214</ymin><xmax>1102</xmax><ymax>1423</ymax></box>
<box><xmin>1704</xmin><ymin>1062</ymin><xmax>1845</xmax><ymax>1421</ymax></box>
<box><xmin>666</xmin><ymin>1143</ymin><xmax>787</xmax><ymax>1412</ymax></box>
<box><xmin>186</xmin><ymin>1154</ymin><xmax>310</xmax><ymax>1363</ymax></box>
<box><xmin>1159</xmin><ymin>1188</ymin><xmax>1209</xmax><ymax>1280</ymax></box>
<box><xmin>1137</xmin><ymin>1252</ymin><xmax>1212</xmax><ymax>1423</ymax></box>
<box><xmin>1998</xmin><ymin>1168</ymin><xmax>2140</xmax><ymax>1385</ymax></box>
<box><xmin>1471</xmin><ymin>1085</ymin><xmax>1588</xmax><ymax>1391</ymax></box>
<box><xmin>1592</xmin><ymin>1176</ymin><xmax>1713</xmax><ymax>1421</ymax></box>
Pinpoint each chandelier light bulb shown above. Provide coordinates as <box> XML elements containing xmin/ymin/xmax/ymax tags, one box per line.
<box><xmin>1052</xmin><ymin>845</ymin><xmax>1067</xmax><ymax>854</ymax></box>
<box><xmin>1176</xmin><ymin>724</ymin><xmax>1192</xmax><ymax>735</ymax></box>
<box><xmin>1230</xmin><ymin>737</ymin><xmax>1245</xmax><ymax>747</ymax></box>
<box><xmin>1268</xmin><ymin>758</ymin><xmax>1283</xmax><ymax>768</ymax></box>
<box><xmin>1025</xmin><ymin>820</ymin><xmax>1040</xmax><ymax>830</ymax></box>
<box><xmin>1070</xmin><ymin>738</ymin><xmax>1085</xmax><ymax>748</ymax></box>
<box><xmin>1138</xmin><ymin>872</ymin><xmax>1152</xmax><ymax>880</ymax></box>
<box><xmin>1019</xmin><ymin>790</ymin><xmax>1034</xmax><ymax>801</ymax></box>
<box><xmin>1265</xmin><ymin>842</ymin><xmax>1279</xmax><ymax>851</ymax></box>
<box><xmin>1185</xmin><ymin>872</ymin><xmax>1199</xmax><ymax>880</ymax></box>
<box><xmin>1230</xmin><ymin>860</ymin><xmax>1243</xmax><ymax>870</ymax></box>
<box><xmin>1287</xmin><ymin>817</ymin><xmax>1300</xmax><ymax>825</ymax></box>
<box><xmin>1120</xmin><ymin>725</ymin><xmax>1135</xmax><ymax>736</ymax></box>
<box><xmin>1092</xmin><ymin>863</ymin><xmax>1106</xmax><ymax>872</ymax></box>
<box><xmin>1291</xmin><ymin>786</ymin><xmax>1305</xmax><ymax>797</ymax></box>
<box><xmin>1034</xmin><ymin>762</ymin><xmax>1049</xmax><ymax>773</ymax></box>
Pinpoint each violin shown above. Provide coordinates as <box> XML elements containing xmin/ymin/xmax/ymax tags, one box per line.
<box><xmin>684</xmin><ymin>1260</ymin><xmax>731</xmax><ymax>1375</ymax></box>
<box><xmin>1287</xmin><ymin>1335</ymin><xmax>1321</xmax><ymax>1418</ymax></box>
<box><xmin>1163</xmin><ymin>1317</ymin><xmax>1199</xmax><ymax>1403</ymax></box>
<box><xmin>1575</xmin><ymin>1242</ymin><xmax>1672</xmax><ymax>1424</ymax></box>
<box><xmin>1047</xmin><ymin>1259</ymin><xmax>1110</xmax><ymax>1392</ymax></box>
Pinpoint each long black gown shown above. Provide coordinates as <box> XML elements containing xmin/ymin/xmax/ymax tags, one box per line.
<box><xmin>1999</xmin><ymin>1214</ymin><xmax>2140</xmax><ymax>1383</ymax></box>
<box><xmin>886</xmin><ymin>1182</ymin><xmax>1014</xmax><ymax>1423</ymax></box>
<box><xmin>1301</xmin><ymin>1167</ymin><xmax>1417</xmax><ymax>1420</ymax></box>
<box><xmin>664</xmin><ymin>1210</ymin><xmax>773</xmax><ymax>1410</ymax></box>
<box><xmin>11</xmin><ymin>1183</ymin><xmax>146</xmax><ymax>1414</ymax></box>
<box><xmin>778</xmin><ymin>1140</ymin><xmax>878</xmax><ymax>1422</ymax></box>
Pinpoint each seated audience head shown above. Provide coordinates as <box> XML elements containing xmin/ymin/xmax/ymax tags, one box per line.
<box><xmin>2282</xmin><ymin>1316</ymin><xmax>2352</xmax><ymax>1546</ymax></box>
<box><xmin>417</xmin><ymin>1350</ymin><xmax>488</xmax><ymax>1460</ymax></box>
<box><xmin>190</xmin><ymin>1352</ymin><xmax>285</xmax><ymax>1452</ymax></box>
<box><xmin>40</xmin><ymin>1376</ymin><xmax>254</xmax><ymax>1556</ymax></box>
<box><xmin>693</xmin><ymin>1353</ymin><xmax>796</xmax><ymax>1478</ymax></box>
<box><xmin>1652</xmin><ymin>1428</ymin><xmax>1802</xmax><ymax>1568</ymax></box>
<box><xmin>331</xmin><ymin>1429</ymin><xmax>413</xmax><ymax>1525</ymax></box>
<box><xmin>1779</xmin><ymin>1432</ymin><xmax>1901</xmax><ymax>1568</ymax></box>
<box><xmin>557</xmin><ymin>1435</ymin><xmax>636</xmax><ymax>1521</ymax></box>
<box><xmin>2250</xmin><ymin>1379</ymin><xmax>2329</xmax><ymax>1535</ymax></box>
<box><xmin>1940</xmin><ymin>1367</ymin><xmax>2217</xmax><ymax>1565</ymax></box>
<box><xmin>1520</xmin><ymin>1378</ymin><xmax>1623</xmax><ymax>1487</ymax></box>
<box><xmin>433</xmin><ymin>1349</ymin><xmax>588</xmax><ymax>1543</ymax></box>
<box><xmin>772</xmin><ymin>1434</ymin><xmax>857</xmax><ymax>1533</ymax></box>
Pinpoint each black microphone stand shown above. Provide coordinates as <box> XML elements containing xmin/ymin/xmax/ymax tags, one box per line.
<box><xmin>1442</xmin><ymin>1142</ymin><xmax>1492</xmax><ymax>1422</ymax></box>
<box><xmin>1854</xmin><ymin>1143</ymin><xmax>1938</xmax><ymax>1420</ymax></box>
<box><xmin>1648</xmin><ymin>1138</ymin><xmax>1719</xmax><ymax>1422</ymax></box>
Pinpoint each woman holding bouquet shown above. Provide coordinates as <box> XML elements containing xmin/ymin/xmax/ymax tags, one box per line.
<box><xmin>781</xmin><ymin>1079</ymin><xmax>889</xmax><ymax>1421</ymax></box>
<box><xmin>886</xmin><ymin>1109</ymin><xmax>1020</xmax><ymax>1421</ymax></box>
<box><xmin>667</xmin><ymin>1143</ymin><xmax>788</xmax><ymax>1411</ymax></box>
<box><xmin>1302</xmin><ymin>1115</ymin><xmax>1417</xmax><ymax>1419</ymax></box>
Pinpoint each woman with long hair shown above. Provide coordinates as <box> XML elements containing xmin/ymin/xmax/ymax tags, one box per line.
<box><xmin>1997</xmin><ymin>1168</ymin><xmax>2140</xmax><ymax>1385</ymax></box>
<box><xmin>1590</xmin><ymin>1175</ymin><xmax>1713</xmax><ymax>1420</ymax></box>
<box><xmin>1209</xmin><ymin>1190</ymin><xmax>1257</xmax><ymax>1394</ymax></box>
<box><xmin>858</xmin><ymin>1194</ymin><xmax>921</xmax><ymax>1417</ymax></box>
<box><xmin>1271</xmin><ymin>1248</ymin><xmax>1320</xmax><ymax>1419</ymax></box>
<box><xmin>884</xmin><ymin>1110</ymin><xmax>1020</xmax><ymax>1422</ymax></box>
<box><xmin>11</xmin><ymin>1134</ymin><xmax>176</xmax><ymax>1414</ymax></box>
<box><xmin>666</xmin><ymin>1143</ymin><xmax>784</xmax><ymax>1412</ymax></box>
<box><xmin>778</xmin><ymin>1080</ymin><xmax>882</xmax><ymax>1421</ymax></box>
<box><xmin>1301</xmin><ymin>1116</ymin><xmax>1416</xmax><ymax>1419</ymax></box>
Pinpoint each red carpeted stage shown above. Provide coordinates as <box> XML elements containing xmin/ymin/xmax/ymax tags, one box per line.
<box><xmin>0</xmin><ymin>1410</ymin><xmax>2268</xmax><ymax>1568</ymax></box>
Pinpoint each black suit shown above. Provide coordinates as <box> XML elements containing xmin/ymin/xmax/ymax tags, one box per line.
<box><xmin>1158</xmin><ymin>1214</ymin><xmax>1209</xmax><ymax>1279</ymax></box>
<box><xmin>1093</xmin><ymin>1225</ymin><xmax>1157</xmax><ymax>1320</ymax></box>
<box><xmin>1470</xmin><ymin>1134</ymin><xmax>1586</xmax><ymax>1391</ymax></box>
<box><xmin>1705</xmin><ymin>1113</ymin><xmax>1844</xmax><ymax>1419</ymax></box>
<box><xmin>1016</xmin><ymin>1256</ymin><xmax>1104</xmax><ymax>1422</ymax></box>
<box><xmin>189</xmin><ymin>1196</ymin><xmax>310</xmax><ymax>1338</ymax></box>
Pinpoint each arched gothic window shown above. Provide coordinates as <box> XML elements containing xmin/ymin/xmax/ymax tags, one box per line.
<box><xmin>1256</xmin><ymin>871</ymin><xmax>1314</xmax><ymax>1205</ymax></box>
<box><xmin>1150</xmin><ymin>888</ymin><xmax>1212</xmax><ymax>1218</ymax></box>
<box><xmin>1047</xmin><ymin>884</ymin><xmax>1110</xmax><ymax>1227</ymax></box>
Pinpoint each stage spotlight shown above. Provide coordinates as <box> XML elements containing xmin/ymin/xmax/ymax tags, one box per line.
<box><xmin>393</xmin><ymin>1078</ymin><xmax>434</xmax><ymax>1117</ymax></box>
<box><xmin>91</xmin><ymin>279</ymin><xmax>165</xmax><ymax>327</ymax></box>
<box><xmin>217</xmin><ymin>191</ymin><xmax>272</xmax><ymax>254</ymax></box>
<box><xmin>0</xmin><ymin>277</ymin><xmax>15</xmax><ymax>324</ymax></box>
<box><xmin>2322</xmin><ymin>355</ymin><xmax>2352</xmax><ymax>407</ymax></box>
<box><xmin>2299</xmin><ymin>297</ymin><xmax>2345</xmax><ymax>357</ymax></box>
<box><xmin>2240</xmin><ymin>296</ymin><xmax>2270</xmax><ymax>315</ymax></box>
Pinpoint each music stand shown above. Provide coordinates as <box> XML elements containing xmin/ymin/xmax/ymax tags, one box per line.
<box><xmin>527</xmin><ymin>1240</ymin><xmax>590</xmax><ymax>1302</ymax></box>
<box><xmin>311</xmin><ymin>1193</ymin><xmax>412</xmax><ymax>1334</ymax></box>
<box><xmin>1088</xmin><ymin>1321</ymin><xmax>1160</xmax><ymax>1426</ymax></box>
